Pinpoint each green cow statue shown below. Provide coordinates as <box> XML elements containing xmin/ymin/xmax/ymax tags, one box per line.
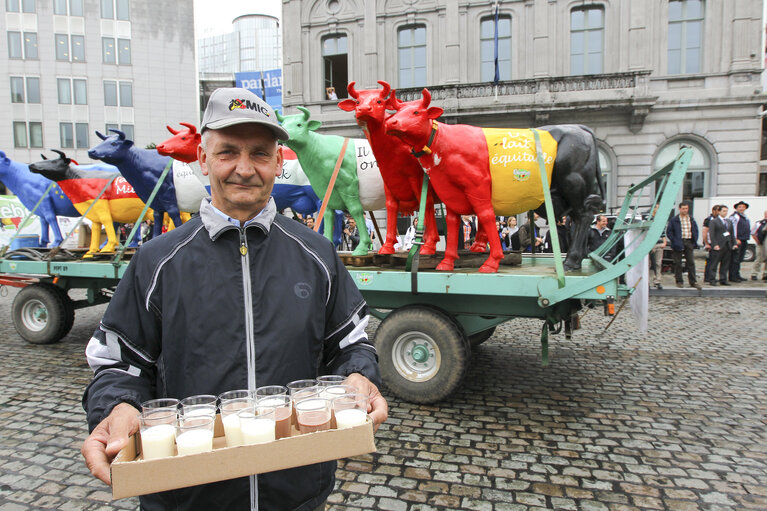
<box><xmin>276</xmin><ymin>107</ymin><xmax>385</xmax><ymax>256</ymax></box>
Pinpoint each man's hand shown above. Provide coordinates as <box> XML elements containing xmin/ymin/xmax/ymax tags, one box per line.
<box><xmin>81</xmin><ymin>402</ymin><xmax>140</xmax><ymax>485</ymax></box>
<box><xmin>344</xmin><ymin>373</ymin><xmax>389</xmax><ymax>431</ymax></box>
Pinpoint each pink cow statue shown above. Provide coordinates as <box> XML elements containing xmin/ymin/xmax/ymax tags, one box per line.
<box><xmin>385</xmin><ymin>88</ymin><xmax>604</xmax><ymax>273</ymax></box>
<box><xmin>338</xmin><ymin>81</ymin><xmax>440</xmax><ymax>254</ymax></box>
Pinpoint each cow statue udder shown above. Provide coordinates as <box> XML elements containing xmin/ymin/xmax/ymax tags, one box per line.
<box><xmin>385</xmin><ymin>88</ymin><xmax>604</xmax><ymax>273</ymax></box>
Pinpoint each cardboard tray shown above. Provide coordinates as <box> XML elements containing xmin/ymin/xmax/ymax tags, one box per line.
<box><xmin>111</xmin><ymin>414</ymin><xmax>376</xmax><ymax>500</ymax></box>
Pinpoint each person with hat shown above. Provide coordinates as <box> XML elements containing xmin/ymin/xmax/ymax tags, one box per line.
<box><xmin>728</xmin><ymin>200</ymin><xmax>751</xmax><ymax>282</ymax></box>
<box><xmin>80</xmin><ymin>87</ymin><xmax>388</xmax><ymax>511</ymax></box>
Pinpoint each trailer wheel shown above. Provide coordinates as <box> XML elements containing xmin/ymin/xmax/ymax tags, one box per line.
<box><xmin>48</xmin><ymin>285</ymin><xmax>75</xmax><ymax>336</ymax></box>
<box><xmin>12</xmin><ymin>284</ymin><xmax>72</xmax><ymax>344</ymax></box>
<box><xmin>375</xmin><ymin>306</ymin><xmax>470</xmax><ymax>404</ymax></box>
<box><xmin>469</xmin><ymin>326</ymin><xmax>496</xmax><ymax>347</ymax></box>
<box><xmin>743</xmin><ymin>244</ymin><xmax>755</xmax><ymax>263</ymax></box>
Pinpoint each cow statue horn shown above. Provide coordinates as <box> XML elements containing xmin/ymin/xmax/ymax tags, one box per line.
<box><xmin>421</xmin><ymin>88</ymin><xmax>431</xmax><ymax>108</ymax></box>
<box><xmin>96</xmin><ymin>130</ymin><xmax>107</xmax><ymax>140</ymax></box>
<box><xmin>166</xmin><ymin>125</ymin><xmax>180</xmax><ymax>135</ymax></box>
<box><xmin>275</xmin><ymin>110</ymin><xmax>284</xmax><ymax>122</ymax></box>
<box><xmin>388</xmin><ymin>89</ymin><xmax>403</xmax><ymax>109</ymax></box>
<box><xmin>297</xmin><ymin>106</ymin><xmax>311</xmax><ymax>121</ymax></box>
<box><xmin>180</xmin><ymin>122</ymin><xmax>197</xmax><ymax>134</ymax></box>
<box><xmin>52</xmin><ymin>149</ymin><xmax>67</xmax><ymax>160</ymax></box>
<box><xmin>109</xmin><ymin>128</ymin><xmax>126</xmax><ymax>140</ymax></box>
<box><xmin>347</xmin><ymin>82</ymin><xmax>359</xmax><ymax>99</ymax></box>
<box><xmin>40</xmin><ymin>153</ymin><xmax>47</xmax><ymax>160</ymax></box>
<box><xmin>377</xmin><ymin>81</ymin><xmax>391</xmax><ymax>98</ymax></box>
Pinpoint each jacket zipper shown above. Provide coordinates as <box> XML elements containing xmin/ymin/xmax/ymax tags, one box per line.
<box><xmin>239</xmin><ymin>227</ymin><xmax>259</xmax><ymax>511</ymax></box>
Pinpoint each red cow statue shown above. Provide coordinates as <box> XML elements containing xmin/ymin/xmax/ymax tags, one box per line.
<box><xmin>385</xmin><ymin>88</ymin><xmax>604</xmax><ymax>273</ymax></box>
<box><xmin>338</xmin><ymin>81</ymin><xmax>440</xmax><ymax>254</ymax></box>
<box><xmin>156</xmin><ymin>122</ymin><xmax>200</xmax><ymax>163</ymax></box>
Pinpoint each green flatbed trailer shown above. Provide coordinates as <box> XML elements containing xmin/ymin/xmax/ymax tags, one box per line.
<box><xmin>0</xmin><ymin>149</ymin><xmax>692</xmax><ymax>403</ymax></box>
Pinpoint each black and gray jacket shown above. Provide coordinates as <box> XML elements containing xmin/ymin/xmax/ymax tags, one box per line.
<box><xmin>83</xmin><ymin>197</ymin><xmax>380</xmax><ymax>511</ymax></box>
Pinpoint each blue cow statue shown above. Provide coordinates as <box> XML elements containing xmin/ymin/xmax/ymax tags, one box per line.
<box><xmin>0</xmin><ymin>150</ymin><xmax>91</xmax><ymax>246</ymax></box>
<box><xmin>88</xmin><ymin>129</ymin><xmax>187</xmax><ymax>238</ymax></box>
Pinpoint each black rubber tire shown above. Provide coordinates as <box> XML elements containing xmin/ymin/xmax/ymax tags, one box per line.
<box><xmin>374</xmin><ymin>306</ymin><xmax>470</xmax><ymax>404</ymax></box>
<box><xmin>468</xmin><ymin>326</ymin><xmax>496</xmax><ymax>347</ymax></box>
<box><xmin>47</xmin><ymin>284</ymin><xmax>75</xmax><ymax>338</ymax></box>
<box><xmin>11</xmin><ymin>284</ymin><xmax>70</xmax><ymax>345</ymax></box>
<box><xmin>743</xmin><ymin>245</ymin><xmax>756</xmax><ymax>263</ymax></box>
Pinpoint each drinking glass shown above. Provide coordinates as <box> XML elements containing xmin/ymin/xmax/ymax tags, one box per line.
<box><xmin>238</xmin><ymin>405</ymin><xmax>276</xmax><ymax>445</ymax></box>
<box><xmin>257</xmin><ymin>394</ymin><xmax>291</xmax><ymax>439</ymax></box>
<box><xmin>220</xmin><ymin>397</ymin><xmax>255</xmax><ymax>447</ymax></box>
<box><xmin>139</xmin><ymin>409</ymin><xmax>177</xmax><ymax>460</ymax></box>
<box><xmin>294</xmin><ymin>398</ymin><xmax>331</xmax><ymax>434</ymax></box>
<box><xmin>175</xmin><ymin>414</ymin><xmax>215</xmax><ymax>455</ymax></box>
<box><xmin>332</xmin><ymin>393</ymin><xmax>369</xmax><ymax>429</ymax></box>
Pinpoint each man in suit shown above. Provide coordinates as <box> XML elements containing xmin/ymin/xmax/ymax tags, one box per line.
<box><xmin>707</xmin><ymin>204</ymin><xmax>735</xmax><ymax>285</ymax></box>
<box><xmin>728</xmin><ymin>200</ymin><xmax>751</xmax><ymax>282</ymax></box>
<box><xmin>666</xmin><ymin>201</ymin><xmax>701</xmax><ymax>289</ymax></box>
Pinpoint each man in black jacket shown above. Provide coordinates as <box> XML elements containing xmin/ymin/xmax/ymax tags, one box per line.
<box><xmin>81</xmin><ymin>88</ymin><xmax>388</xmax><ymax>511</ymax></box>
<box><xmin>587</xmin><ymin>214</ymin><xmax>616</xmax><ymax>261</ymax></box>
<box><xmin>728</xmin><ymin>200</ymin><xmax>751</xmax><ymax>282</ymax></box>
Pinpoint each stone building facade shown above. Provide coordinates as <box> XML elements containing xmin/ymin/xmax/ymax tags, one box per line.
<box><xmin>282</xmin><ymin>0</ymin><xmax>764</xmax><ymax>210</ymax></box>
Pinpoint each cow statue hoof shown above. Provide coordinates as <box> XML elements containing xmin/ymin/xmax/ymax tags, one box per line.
<box><xmin>351</xmin><ymin>246</ymin><xmax>370</xmax><ymax>257</ymax></box>
<box><xmin>436</xmin><ymin>260</ymin><xmax>455</xmax><ymax>271</ymax></box>
<box><xmin>563</xmin><ymin>258</ymin><xmax>582</xmax><ymax>272</ymax></box>
<box><xmin>421</xmin><ymin>244</ymin><xmax>437</xmax><ymax>255</ymax></box>
<box><xmin>378</xmin><ymin>244</ymin><xmax>396</xmax><ymax>255</ymax></box>
<box><xmin>469</xmin><ymin>242</ymin><xmax>487</xmax><ymax>253</ymax></box>
<box><xmin>478</xmin><ymin>259</ymin><xmax>500</xmax><ymax>273</ymax></box>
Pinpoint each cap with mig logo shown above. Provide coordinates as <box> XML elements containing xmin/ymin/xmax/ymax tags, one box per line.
<box><xmin>201</xmin><ymin>87</ymin><xmax>289</xmax><ymax>140</ymax></box>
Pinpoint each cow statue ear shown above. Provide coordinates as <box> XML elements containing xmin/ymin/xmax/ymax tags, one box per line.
<box><xmin>337</xmin><ymin>99</ymin><xmax>356</xmax><ymax>112</ymax></box>
<box><xmin>307</xmin><ymin>120</ymin><xmax>322</xmax><ymax>131</ymax></box>
<box><xmin>426</xmin><ymin>107</ymin><xmax>443</xmax><ymax>119</ymax></box>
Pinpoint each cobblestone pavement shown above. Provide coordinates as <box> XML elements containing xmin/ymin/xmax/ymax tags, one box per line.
<box><xmin>0</xmin><ymin>286</ymin><xmax>765</xmax><ymax>510</ymax></box>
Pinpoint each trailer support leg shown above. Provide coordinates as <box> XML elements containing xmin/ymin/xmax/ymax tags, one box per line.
<box><xmin>540</xmin><ymin>321</ymin><xmax>549</xmax><ymax>367</ymax></box>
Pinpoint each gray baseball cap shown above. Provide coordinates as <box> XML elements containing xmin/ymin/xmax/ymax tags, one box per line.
<box><xmin>201</xmin><ymin>87</ymin><xmax>289</xmax><ymax>140</ymax></box>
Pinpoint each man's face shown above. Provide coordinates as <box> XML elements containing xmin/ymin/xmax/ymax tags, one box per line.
<box><xmin>306</xmin><ymin>218</ymin><xmax>314</xmax><ymax>228</ymax></box>
<box><xmin>348</xmin><ymin>218</ymin><xmax>356</xmax><ymax>229</ymax></box>
<box><xmin>679</xmin><ymin>204</ymin><xmax>689</xmax><ymax>216</ymax></box>
<box><xmin>736</xmin><ymin>204</ymin><xmax>747</xmax><ymax>214</ymax></box>
<box><xmin>198</xmin><ymin>124</ymin><xmax>283</xmax><ymax>221</ymax></box>
<box><xmin>596</xmin><ymin>216</ymin><xmax>607</xmax><ymax>229</ymax></box>
<box><xmin>719</xmin><ymin>207</ymin><xmax>728</xmax><ymax>218</ymax></box>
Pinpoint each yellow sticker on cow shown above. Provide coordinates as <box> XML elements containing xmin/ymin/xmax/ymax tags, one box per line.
<box><xmin>483</xmin><ymin>129</ymin><xmax>557</xmax><ymax>216</ymax></box>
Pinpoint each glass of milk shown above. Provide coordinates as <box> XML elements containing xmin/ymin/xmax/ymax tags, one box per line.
<box><xmin>220</xmin><ymin>397</ymin><xmax>254</xmax><ymax>447</ymax></box>
<box><xmin>175</xmin><ymin>414</ymin><xmax>215</xmax><ymax>456</ymax></box>
<box><xmin>256</xmin><ymin>395</ymin><xmax>292</xmax><ymax>439</ymax></box>
<box><xmin>316</xmin><ymin>375</ymin><xmax>346</xmax><ymax>387</ymax></box>
<box><xmin>139</xmin><ymin>409</ymin><xmax>177</xmax><ymax>460</ymax></box>
<box><xmin>254</xmin><ymin>385</ymin><xmax>288</xmax><ymax>400</ymax></box>
<box><xmin>141</xmin><ymin>398</ymin><xmax>179</xmax><ymax>415</ymax></box>
<box><xmin>332</xmin><ymin>393</ymin><xmax>369</xmax><ymax>430</ymax></box>
<box><xmin>238</xmin><ymin>405</ymin><xmax>276</xmax><ymax>445</ymax></box>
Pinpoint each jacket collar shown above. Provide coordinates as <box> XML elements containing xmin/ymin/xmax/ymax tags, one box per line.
<box><xmin>199</xmin><ymin>197</ymin><xmax>277</xmax><ymax>241</ymax></box>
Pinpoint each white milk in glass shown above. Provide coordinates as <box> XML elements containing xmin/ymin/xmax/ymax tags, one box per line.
<box><xmin>222</xmin><ymin>413</ymin><xmax>244</xmax><ymax>447</ymax></box>
<box><xmin>241</xmin><ymin>418</ymin><xmax>275</xmax><ymax>445</ymax></box>
<box><xmin>176</xmin><ymin>429</ymin><xmax>214</xmax><ymax>455</ymax></box>
<box><xmin>141</xmin><ymin>424</ymin><xmax>176</xmax><ymax>459</ymax></box>
<box><xmin>334</xmin><ymin>408</ymin><xmax>367</xmax><ymax>429</ymax></box>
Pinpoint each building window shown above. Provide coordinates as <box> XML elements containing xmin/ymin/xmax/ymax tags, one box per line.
<box><xmin>24</xmin><ymin>32</ymin><xmax>38</xmax><ymax>59</ymax></box>
<box><xmin>102</xmin><ymin>37</ymin><xmax>115</xmax><ymax>64</ymax></box>
<box><xmin>13</xmin><ymin>122</ymin><xmax>27</xmax><ymax>148</ymax></box>
<box><xmin>117</xmin><ymin>38</ymin><xmax>131</xmax><ymax>65</ymax></box>
<box><xmin>121</xmin><ymin>124</ymin><xmax>134</xmax><ymax>140</ymax></box>
<box><xmin>60</xmin><ymin>123</ymin><xmax>74</xmax><ymax>148</ymax></box>
<box><xmin>9</xmin><ymin>77</ymin><xmax>39</xmax><ymax>103</ymax></box>
<box><xmin>119</xmin><ymin>82</ymin><xmax>132</xmax><ymax>106</ymax></box>
<box><xmin>55</xmin><ymin>34</ymin><xmax>70</xmax><ymax>60</ymax></box>
<box><xmin>668</xmin><ymin>0</ymin><xmax>703</xmax><ymax>75</ymax></box>
<box><xmin>104</xmin><ymin>81</ymin><xmax>117</xmax><ymax>106</ymax></box>
<box><xmin>759</xmin><ymin>171</ymin><xmax>767</xmax><ymax>196</ymax></box>
<box><xmin>58</xmin><ymin>78</ymin><xmax>72</xmax><ymax>103</ymax></box>
<box><xmin>71</xmin><ymin>35</ymin><xmax>85</xmax><ymax>61</ymax></box>
<box><xmin>6</xmin><ymin>0</ymin><xmax>19</xmax><ymax>12</ymax></box>
<box><xmin>55</xmin><ymin>0</ymin><xmax>83</xmax><ymax>15</ymax></box>
<box><xmin>480</xmin><ymin>14</ymin><xmax>511</xmax><ymax>82</ymax></box>
<box><xmin>571</xmin><ymin>6</ymin><xmax>603</xmax><ymax>75</ymax></box>
<box><xmin>322</xmin><ymin>34</ymin><xmax>348</xmax><ymax>99</ymax></box>
<box><xmin>73</xmin><ymin>78</ymin><xmax>87</xmax><ymax>104</ymax></box>
<box><xmin>10</xmin><ymin>77</ymin><xmax>24</xmax><ymax>103</ymax></box>
<box><xmin>25</xmin><ymin>77</ymin><xmax>39</xmax><ymax>103</ymax></box>
<box><xmin>75</xmin><ymin>123</ymin><xmax>89</xmax><ymax>148</ymax></box>
<box><xmin>101</xmin><ymin>0</ymin><xmax>128</xmax><ymax>20</ymax></box>
<box><xmin>8</xmin><ymin>32</ymin><xmax>22</xmax><ymax>59</ymax></box>
<box><xmin>29</xmin><ymin>122</ymin><xmax>42</xmax><ymax>148</ymax></box>
<box><xmin>653</xmin><ymin>140</ymin><xmax>711</xmax><ymax>205</ymax></box>
<box><xmin>398</xmin><ymin>25</ymin><xmax>426</xmax><ymax>88</ymax></box>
